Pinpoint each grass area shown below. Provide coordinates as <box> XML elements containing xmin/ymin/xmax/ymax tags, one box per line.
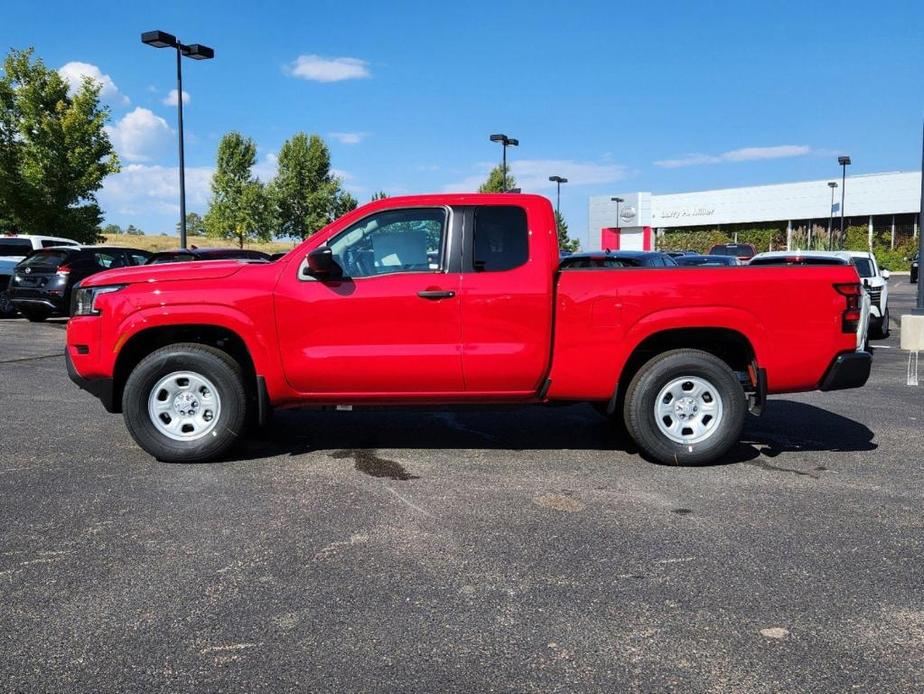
<box><xmin>100</xmin><ymin>234</ymin><xmax>298</xmax><ymax>254</ymax></box>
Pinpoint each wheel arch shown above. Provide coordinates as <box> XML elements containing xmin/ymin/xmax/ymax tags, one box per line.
<box><xmin>112</xmin><ymin>324</ymin><xmax>259</xmax><ymax>413</ymax></box>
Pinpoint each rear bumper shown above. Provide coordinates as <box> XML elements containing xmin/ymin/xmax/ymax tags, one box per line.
<box><xmin>10</xmin><ymin>295</ymin><xmax>67</xmax><ymax>313</ymax></box>
<box><xmin>66</xmin><ymin>350</ymin><xmax>117</xmax><ymax>412</ymax></box>
<box><xmin>820</xmin><ymin>351</ymin><xmax>872</xmax><ymax>391</ymax></box>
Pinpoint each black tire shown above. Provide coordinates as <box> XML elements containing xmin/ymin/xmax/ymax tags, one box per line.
<box><xmin>623</xmin><ymin>349</ymin><xmax>747</xmax><ymax>466</ymax></box>
<box><xmin>0</xmin><ymin>289</ymin><xmax>16</xmax><ymax>318</ymax></box>
<box><xmin>18</xmin><ymin>307</ymin><xmax>48</xmax><ymax>322</ymax></box>
<box><xmin>869</xmin><ymin>308</ymin><xmax>890</xmax><ymax>339</ymax></box>
<box><xmin>122</xmin><ymin>343</ymin><xmax>249</xmax><ymax>463</ymax></box>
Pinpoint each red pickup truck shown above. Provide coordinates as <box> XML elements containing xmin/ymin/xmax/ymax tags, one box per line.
<box><xmin>66</xmin><ymin>194</ymin><xmax>871</xmax><ymax>465</ymax></box>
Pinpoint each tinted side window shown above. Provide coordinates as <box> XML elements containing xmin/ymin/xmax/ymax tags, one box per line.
<box><xmin>473</xmin><ymin>206</ymin><xmax>528</xmax><ymax>272</ymax></box>
<box><xmin>92</xmin><ymin>251</ymin><xmax>128</xmax><ymax>269</ymax></box>
<box><xmin>42</xmin><ymin>239</ymin><xmax>77</xmax><ymax>248</ymax></box>
<box><xmin>0</xmin><ymin>239</ymin><xmax>33</xmax><ymax>256</ymax></box>
<box><xmin>127</xmin><ymin>251</ymin><xmax>150</xmax><ymax>266</ymax></box>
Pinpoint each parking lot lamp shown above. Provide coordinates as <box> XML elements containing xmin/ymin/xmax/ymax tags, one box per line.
<box><xmin>549</xmin><ymin>176</ymin><xmax>568</xmax><ymax>217</ymax></box>
<box><xmin>490</xmin><ymin>134</ymin><xmax>518</xmax><ymax>192</ymax></box>
<box><xmin>611</xmin><ymin>197</ymin><xmax>624</xmax><ymax>226</ymax></box>
<box><xmin>837</xmin><ymin>156</ymin><xmax>851</xmax><ymax>249</ymax></box>
<box><xmin>827</xmin><ymin>181</ymin><xmax>838</xmax><ymax>250</ymax></box>
<box><xmin>142</xmin><ymin>30</ymin><xmax>214</xmax><ymax>249</ymax></box>
<box><xmin>915</xmin><ymin>119</ymin><xmax>924</xmax><ymax>314</ymax></box>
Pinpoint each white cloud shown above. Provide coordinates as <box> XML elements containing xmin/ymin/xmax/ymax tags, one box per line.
<box><xmin>58</xmin><ymin>61</ymin><xmax>128</xmax><ymax>104</ymax></box>
<box><xmin>286</xmin><ymin>55</ymin><xmax>371</xmax><ymax>82</ymax></box>
<box><xmin>329</xmin><ymin>131</ymin><xmax>367</xmax><ymax>145</ymax></box>
<box><xmin>253</xmin><ymin>152</ymin><xmax>279</xmax><ymax>183</ymax></box>
<box><xmin>104</xmin><ymin>107</ymin><xmax>172</xmax><ymax>162</ymax></box>
<box><xmin>654</xmin><ymin>145</ymin><xmax>812</xmax><ymax>168</ymax></box>
<box><xmin>163</xmin><ymin>89</ymin><xmax>190</xmax><ymax>106</ymax></box>
<box><xmin>443</xmin><ymin>159</ymin><xmax>629</xmax><ymax>193</ymax></box>
<box><xmin>100</xmin><ymin>164</ymin><xmax>213</xmax><ymax>217</ymax></box>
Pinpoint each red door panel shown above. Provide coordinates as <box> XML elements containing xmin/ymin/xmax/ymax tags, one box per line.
<box><xmin>275</xmin><ymin>273</ymin><xmax>463</xmax><ymax>394</ymax></box>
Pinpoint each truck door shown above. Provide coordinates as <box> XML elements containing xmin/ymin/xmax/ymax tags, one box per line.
<box><xmin>459</xmin><ymin>204</ymin><xmax>554</xmax><ymax>393</ymax></box>
<box><xmin>274</xmin><ymin>206</ymin><xmax>464</xmax><ymax>395</ymax></box>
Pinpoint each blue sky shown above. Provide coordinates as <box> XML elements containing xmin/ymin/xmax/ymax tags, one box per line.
<box><xmin>4</xmin><ymin>0</ymin><xmax>923</xmax><ymax>248</ymax></box>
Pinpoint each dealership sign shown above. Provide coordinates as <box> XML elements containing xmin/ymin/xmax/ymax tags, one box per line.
<box><xmin>657</xmin><ymin>207</ymin><xmax>716</xmax><ymax>219</ymax></box>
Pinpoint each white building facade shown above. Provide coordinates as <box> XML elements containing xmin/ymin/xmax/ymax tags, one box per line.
<box><xmin>588</xmin><ymin>171</ymin><xmax>922</xmax><ymax>251</ymax></box>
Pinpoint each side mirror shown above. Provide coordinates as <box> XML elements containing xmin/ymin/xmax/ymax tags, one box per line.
<box><xmin>881</xmin><ymin>269</ymin><xmax>890</xmax><ymax>280</ymax></box>
<box><xmin>304</xmin><ymin>246</ymin><xmax>341</xmax><ymax>278</ymax></box>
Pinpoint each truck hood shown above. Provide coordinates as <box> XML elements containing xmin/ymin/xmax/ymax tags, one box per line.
<box><xmin>80</xmin><ymin>260</ymin><xmax>249</xmax><ymax>288</ymax></box>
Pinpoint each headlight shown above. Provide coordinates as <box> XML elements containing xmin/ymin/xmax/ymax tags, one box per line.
<box><xmin>72</xmin><ymin>285</ymin><xmax>125</xmax><ymax>316</ymax></box>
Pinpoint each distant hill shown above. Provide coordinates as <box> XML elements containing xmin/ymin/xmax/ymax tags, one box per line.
<box><xmin>101</xmin><ymin>234</ymin><xmax>296</xmax><ymax>254</ymax></box>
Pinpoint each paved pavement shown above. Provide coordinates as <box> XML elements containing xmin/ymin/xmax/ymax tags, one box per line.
<box><xmin>1</xmin><ymin>282</ymin><xmax>922</xmax><ymax>692</ymax></box>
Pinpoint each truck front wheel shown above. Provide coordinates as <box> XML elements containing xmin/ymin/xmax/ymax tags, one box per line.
<box><xmin>122</xmin><ymin>343</ymin><xmax>248</xmax><ymax>463</ymax></box>
<box><xmin>623</xmin><ymin>349</ymin><xmax>746</xmax><ymax>465</ymax></box>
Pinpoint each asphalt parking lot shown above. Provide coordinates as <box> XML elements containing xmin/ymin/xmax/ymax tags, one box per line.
<box><xmin>1</xmin><ymin>281</ymin><xmax>922</xmax><ymax>692</ymax></box>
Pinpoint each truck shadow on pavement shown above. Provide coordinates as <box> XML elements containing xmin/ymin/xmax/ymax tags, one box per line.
<box><xmin>228</xmin><ymin>399</ymin><xmax>875</xmax><ymax>473</ymax></box>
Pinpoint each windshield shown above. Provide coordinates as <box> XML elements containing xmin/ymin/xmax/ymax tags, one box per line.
<box><xmin>0</xmin><ymin>239</ymin><xmax>33</xmax><ymax>257</ymax></box>
<box><xmin>852</xmin><ymin>258</ymin><xmax>875</xmax><ymax>278</ymax></box>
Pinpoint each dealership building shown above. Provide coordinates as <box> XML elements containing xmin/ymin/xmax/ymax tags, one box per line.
<box><xmin>588</xmin><ymin>170</ymin><xmax>922</xmax><ymax>251</ymax></box>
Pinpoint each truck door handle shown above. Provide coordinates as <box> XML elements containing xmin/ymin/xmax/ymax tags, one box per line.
<box><xmin>417</xmin><ymin>290</ymin><xmax>456</xmax><ymax>300</ymax></box>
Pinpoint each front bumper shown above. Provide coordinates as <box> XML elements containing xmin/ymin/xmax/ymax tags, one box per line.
<box><xmin>66</xmin><ymin>350</ymin><xmax>118</xmax><ymax>412</ymax></box>
<box><xmin>820</xmin><ymin>351</ymin><xmax>872</xmax><ymax>391</ymax></box>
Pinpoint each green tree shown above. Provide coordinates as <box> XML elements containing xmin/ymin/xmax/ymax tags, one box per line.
<box><xmin>479</xmin><ymin>164</ymin><xmax>516</xmax><ymax>193</ymax></box>
<box><xmin>370</xmin><ymin>191</ymin><xmax>389</xmax><ymax>201</ymax></box>
<box><xmin>177</xmin><ymin>212</ymin><xmax>205</xmax><ymax>236</ymax></box>
<box><xmin>556</xmin><ymin>211</ymin><xmax>579</xmax><ymax>252</ymax></box>
<box><xmin>204</xmin><ymin>132</ymin><xmax>272</xmax><ymax>247</ymax></box>
<box><xmin>0</xmin><ymin>48</ymin><xmax>119</xmax><ymax>243</ymax></box>
<box><xmin>125</xmin><ymin>224</ymin><xmax>143</xmax><ymax>236</ymax></box>
<box><xmin>269</xmin><ymin>133</ymin><xmax>355</xmax><ymax>240</ymax></box>
<box><xmin>335</xmin><ymin>190</ymin><xmax>358</xmax><ymax>218</ymax></box>
<box><xmin>101</xmin><ymin>223</ymin><xmax>122</xmax><ymax>237</ymax></box>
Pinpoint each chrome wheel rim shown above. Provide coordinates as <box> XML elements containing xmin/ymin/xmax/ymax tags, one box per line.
<box><xmin>654</xmin><ymin>376</ymin><xmax>724</xmax><ymax>444</ymax></box>
<box><xmin>147</xmin><ymin>371</ymin><xmax>221</xmax><ymax>442</ymax></box>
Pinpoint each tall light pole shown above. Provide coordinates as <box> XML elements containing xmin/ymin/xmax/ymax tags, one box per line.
<box><xmin>915</xmin><ymin>119</ymin><xmax>924</xmax><ymax>314</ymax></box>
<box><xmin>611</xmin><ymin>197</ymin><xmax>624</xmax><ymax>226</ymax></box>
<box><xmin>489</xmin><ymin>134</ymin><xmax>518</xmax><ymax>192</ymax></box>
<box><xmin>837</xmin><ymin>155</ymin><xmax>851</xmax><ymax>249</ymax></box>
<box><xmin>827</xmin><ymin>181</ymin><xmax>838</xmax><ymax>250</ymax></box>
<box><xmin>549</xmin><ymin>176</ymin><xmax>568</xmax><ymax>217</ymax></box>
<box><xmin>142</xmin><ymin>30</ymin><xmax>214</xmax><ymax>249</ymax></box>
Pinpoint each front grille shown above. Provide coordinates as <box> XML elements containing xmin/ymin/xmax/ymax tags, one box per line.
<box><xmin>867</xmin><ymin>287</ymin><xmax>882</xmax><ymax>307</ymax></box>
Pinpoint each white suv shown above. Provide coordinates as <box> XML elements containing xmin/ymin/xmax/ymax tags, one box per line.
<box><xmin>0</xmin><ymin>235</ymin><xmax>81</xmax><ymax>317</ymax></box>
<box><xmin>843</xmin><ymin>251</ymin><xmax>890</xmax><ymax>339</ymax></box>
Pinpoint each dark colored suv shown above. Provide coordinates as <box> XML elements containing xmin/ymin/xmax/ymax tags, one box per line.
<box><xmin>9</xmin><ymin>247</ymin><xmax>151</xmax><ymax>321</ymax></box>
<box><xmin>145</xmin><ymin>248</ymin><xmax>271</xmax><ymax>265</ymax></box>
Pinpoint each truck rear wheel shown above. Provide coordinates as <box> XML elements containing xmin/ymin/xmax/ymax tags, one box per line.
<box><xmin>623</xmin><ymin>349</ymin><xmax>746</xmax><ymax>465</ymax></box>
<box><xmin>122</xmin><ymin>343</ymin><xmax>248</xmax><ymax>463</ymax></box>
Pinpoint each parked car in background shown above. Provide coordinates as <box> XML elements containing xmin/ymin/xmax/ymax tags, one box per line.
<box><xmin>749</xmin><ymin>251</ymin><xmax>879</xmax><ymax>342</ymax></box>
<box><xmin>145</xmin><ymin>248</ymin><xmax>272</xmax><ymax>265</ymax></box>
<box><xmin>0</xmin><ymin>234</ymin><xmax>81</xmax><ymax>317</ymax></box>
<box><xmin>674</xmin><ymin>255</ymin><xmax>741</xmax><ymax>267</ymax></box>
<box><xmin>912</xmin><ymin>252</ymin><xmax>919</xmax><ymax>283</ymax></box>
<box><xmin>8</xmin><ymin>247</ymin><xmax>151</xmax><ymax>321</ymax></box>
<box><xmin>559</xmin><ymin>250</ymin><xmax>679</xmax><ymax>269</ymax></box>
<box><xmin>708</xmin><ymin>243</ymin><xmax>757</xmax><ymax>262</ymax></box>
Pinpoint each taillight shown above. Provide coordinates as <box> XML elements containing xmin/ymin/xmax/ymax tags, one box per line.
<box><xmin>834</xmin><ymin>283</ymin><xmax>861</xmax><ymax>333</ymax></box>
<box><xmin>56</xmin><ymin>264</ymin><xmax>71</xmax><ymax>277</ymax></box>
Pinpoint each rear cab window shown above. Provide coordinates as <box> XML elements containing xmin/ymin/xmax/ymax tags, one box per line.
<box><xmin>472</xmin><ymin>206</ymin><xmax>529</xmax><ymax>272</ymax></box>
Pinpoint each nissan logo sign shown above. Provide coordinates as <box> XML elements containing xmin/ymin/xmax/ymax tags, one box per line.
<box><xmin>620</xmin><ymin>206</ymin><xmax>637</xmax><ymax>222</ymax></box>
